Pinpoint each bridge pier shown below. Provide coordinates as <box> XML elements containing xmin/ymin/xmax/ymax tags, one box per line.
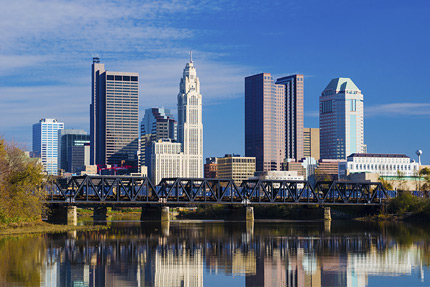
<box><xmin>141</xmin><ymin>205</ymin><xmax>170</xmax><ymax>221</ymax></box>
<box><xmin>246</xmin><ymin>206</ymin><xmax>254</xmax><ymax>222</ymax></box>
<box><xmin>93</xmin><ymin>207</ymin><xmax>108</xmax><ymax>221</ymax></box>
<box><xmin>48</xmin><ymin>205</ymin><xmax>77</xmax><ymax>225</ymax></box>
<box><xmin>324</xmin><ymin>220</ymin><xmax>331</xmax><ymax>233</ymax></box>
<box><xmin>161</xmin><ymin>221</ymin><xmax>170</xmax><ymax>236</ymax></box>
<box><xmin>324</xmin><ymin>207</ymin><xmax>332</xmax><ymax>221</ymax></box>
<box><xmin>246</xmin><ymin>221</ymin><xmax>254</xmax><ymax>239</ymax></box>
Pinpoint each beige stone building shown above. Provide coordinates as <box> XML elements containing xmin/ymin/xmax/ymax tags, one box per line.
<box><xmin>303</xmin><ymin>128</ymin><xmax>320</xmax><ymax>160</ymax></box>
<box><xmin>216</xmin><ymin>154</ymin><xmax>256</xmax><ymax>185</ymax></box>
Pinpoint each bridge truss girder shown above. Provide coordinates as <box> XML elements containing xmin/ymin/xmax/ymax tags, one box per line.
<box><xmin>46</xmin><ymin>176</ymin><xmax>389</xmax><ymax>206</ymax></box>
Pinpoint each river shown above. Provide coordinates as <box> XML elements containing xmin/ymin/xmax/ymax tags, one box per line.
<box><xmin>0</xmin><ymin>220</ymin><xmax>429</xmax><ymax>286</ymax></box>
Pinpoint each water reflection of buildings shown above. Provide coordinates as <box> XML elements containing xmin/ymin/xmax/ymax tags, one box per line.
<box><xmin>348</xmin><ymin>245</ymin><xmax>421</xmax><ymax>276</ymax></box>
<box><xmin>153</xmin><ymin>249</ymin><xmax>203</xmax><ymax>287</ymax></box>
<box><xmin>34</xmin><ymin>222</ymin><xmax>428</xmax><ymax>287</ymax></box>
<box><xmin>41</xmin><ymin>238</ymin><xmax>204</xmax><ymax>287</ymax></box>
<box><xmin>244</xmin><ymin>243</ymin><xmax>423</xmax><ymax>287</ymax></box>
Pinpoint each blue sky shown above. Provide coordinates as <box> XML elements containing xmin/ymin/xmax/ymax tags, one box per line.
<box><xmin>1</xmin><ymin>0</ymin><xmax>429</xmax><ymax>163</ymax></box>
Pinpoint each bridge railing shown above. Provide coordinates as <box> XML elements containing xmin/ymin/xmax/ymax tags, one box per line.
<box><xmin>45</xmin><ymin>175</ymin><xmax>390</xmax><ymax>205</ymax></box>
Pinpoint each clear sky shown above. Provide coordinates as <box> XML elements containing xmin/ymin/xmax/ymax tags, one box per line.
<box><xmin>1</xmin><ymin>0</ymin><xmax>429</xmax><ymax>163</ymax></box>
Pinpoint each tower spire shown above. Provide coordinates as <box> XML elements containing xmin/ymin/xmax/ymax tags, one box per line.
<box><xmin>190</xmin><ymin>50</ymin><xmax>193</xmax><ymax>63</ymax></box>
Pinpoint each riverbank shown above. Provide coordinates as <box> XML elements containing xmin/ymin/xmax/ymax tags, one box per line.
<box><xmin>175</xmin><ymin>204</ymin><xmax>382</xmax><ymax>220</ymax></box>
<box><xmin>0</xmin><ymin>221</ymin><xmax>108</xmax><ymax>236</ymax></box>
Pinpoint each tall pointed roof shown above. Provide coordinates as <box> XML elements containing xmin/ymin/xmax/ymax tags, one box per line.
<box><xmin>324</xmin><ymin>77</ymin><xmax>360</xmax><ymax>92</ymax></box>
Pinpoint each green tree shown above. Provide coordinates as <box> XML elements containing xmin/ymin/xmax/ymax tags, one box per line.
<box><xmin>314</xmin><ymin>169</ymin><xmax>332</xmax><ymax>182</ymax></box>
<box><xmin>395</xmin><ymin>170</ymin><xmax>408</xmax><ymax>192</ymax></box>
<box><xmin>379</xmin><ymin>177</ymin><xmax>393</xmax><ymax>190</ymax></box>
<box><xmin>420</xmin><ymin>168</ymin><xmax>430</xmax><ymax>197</ymax></box>
<box><xmin>0</xmin><ymin>138</ymin><xmax>46</xmax><ymax>224</ymax></box>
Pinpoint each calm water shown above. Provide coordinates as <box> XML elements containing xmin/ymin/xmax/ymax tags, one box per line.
<box><xmin>0</xmin><ymin>220</ymin><xmax>429</xmax><ymax>287</ymax></box>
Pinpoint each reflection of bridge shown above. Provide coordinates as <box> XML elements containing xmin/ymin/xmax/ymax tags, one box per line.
<box><xmin>47</xmin><ymin>175</ymin><xmax>389</xmax><ymax>206</ymax></box>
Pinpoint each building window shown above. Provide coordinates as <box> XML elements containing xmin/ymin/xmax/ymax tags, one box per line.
<box><xmin>321</xmin><ymin>101</ymin><xmax>332</xmax><ymax>113</ymax></box>
<box><xmin>350</xmin><ymin>99</ymin><xmax>357</xmax><ymax>111</ymax></box>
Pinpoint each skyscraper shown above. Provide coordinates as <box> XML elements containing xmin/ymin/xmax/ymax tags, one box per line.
<box><xmin>303</xmin><ymin>127</ymin><xmax>320</xmax><ymax>160</ymax></box>
<box><xmin>319</xmin><ymin>77</ymin><xmax>364</xmax><ymax>159</ymax></box>
<box><xmin>32</xmin><ymin>118</ymin><xmax>64</xmax><ymax>175</ymax></box>
<box><xmin>276</xmin><ymin>74</ymin><xmax>304</xmax><ymax>161</ymax></box>
<box><xmin>58</xmin><ymin>129</ymin><xmax>90</xmax><ymax>173</ymax></box>
<box><xmin>90</xmin><ymin>57</ymin><xmax>139</xmax><ymax>170</ymax></box>
<box><xmin>245</xmin><ymin>73</ymin><xmax>285</xmax><ymax>171</ymax></box>
<box><xmin>151</xmin><ymin>56</ymin><xmax>204</xmax><ymax>183</ymax></box>
<box><xmin>141</xmin><ymin>107</ymin><xmax>177</xmax><ymax>175</ymax></box>
<box><xmin>177</xmin><ymin>56</ymin><xmax>203</xmax><ymax>178</ymax></box>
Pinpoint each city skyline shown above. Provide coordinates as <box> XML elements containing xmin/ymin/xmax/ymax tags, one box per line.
<box><xmin>1</xmin><ymin>0</ymin><xmax>429</xmax><ymax>164</ymax></box>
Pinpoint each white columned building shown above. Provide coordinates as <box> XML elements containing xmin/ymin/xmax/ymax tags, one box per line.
<box><xmin>339</xmin><ymin>153</ymin><xmax>420</xmax><ymax>178</ymax></box>
<box><xmin>177</xmin><ymin>56</ymin><xmax>203</xmax><ymax>178</ymax></box>
<box><xmin>151</xmin><ymin>140</ymin><xmax>183</xmax><ymax>185</ymax></box>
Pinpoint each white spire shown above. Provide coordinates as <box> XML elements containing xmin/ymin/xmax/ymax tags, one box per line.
<box><xmin>190</xmin><ymin>50</ymin><xmax>193</xmax><ymax>63</ymax></box>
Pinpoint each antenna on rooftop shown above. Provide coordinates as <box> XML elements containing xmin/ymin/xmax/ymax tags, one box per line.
<box><xmin>190</xmin><ymin>50</ymin><xmax>193</xmax><ymax>63</ymax></box>
<box><xmin>92</xmin><ymin>54</ymin><xmax>100</xmax><ymax>63</ymax></box>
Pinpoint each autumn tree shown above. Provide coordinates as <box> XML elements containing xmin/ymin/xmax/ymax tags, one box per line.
<box><xmin>0</xmin><ymin>138</ymin><xmax>46</xmax><ymax>223</ymax></box>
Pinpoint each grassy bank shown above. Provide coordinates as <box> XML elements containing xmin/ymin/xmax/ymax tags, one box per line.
<box><xmin>0</xmin><ymin>221</ymin><xmax>107</xmax><ymax>236</ymax></box>
<box><xmin>77</xmin><ymin>207</ymin><xmax>141</xmax><ymax>220</ymax></box>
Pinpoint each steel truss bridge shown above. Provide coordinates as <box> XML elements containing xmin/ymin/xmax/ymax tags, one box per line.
<box><xmin>46</xmin><ymin>175</ymin><xmax>389</xmax><ymax>206</ymax></box>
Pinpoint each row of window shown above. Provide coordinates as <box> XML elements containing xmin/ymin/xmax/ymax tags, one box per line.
<box><xmin>106</xmin><ymin>75</ymin><xmax>138</xmax><ymax>81</ymax></box>
<box><xmin>351</xmin><ymin>163</ymin><xmax>417</xmax><ymax>171</ymax></box>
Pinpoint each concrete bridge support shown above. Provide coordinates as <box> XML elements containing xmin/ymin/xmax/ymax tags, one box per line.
<box><xmin>48</xmin><ymin>205</ymin><xmax>77</xmax><ymax>225</ymax></box>
<box><xmin>246</xmin><ymin>221</ymin><xmax>254</xmax><ymax>239</ymax></box>
<box><xmin>324</xmin><ymin>220</ymin><xmax>331</xmax><ymax>233</ymax></box>
<box><xmin>93</xmin><ymin>207</ymin><xmax>108</xmax><ymax>221</ymax></box>
<box><xmin>141</xmin><ymin>205</ymin><xmax>170</xmax><ymax>221</ymax></box>
<box><xmin>324</xmin><ymin>207</ymin><xmax>332</xmax><ymax>221</ymax></box>
<box><xmin>161</xmin><ymin>221</ymin><xmax>170</xmax><ymax>236</ymax></box>
<box><xmin>246</xmin><ymin>206</ymin><xmax>254</xmax><ymax>222</ymax></box>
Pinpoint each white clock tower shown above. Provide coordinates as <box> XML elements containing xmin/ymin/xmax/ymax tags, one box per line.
<box><xmin>177</xmin><ymin>53</ymin><xmax>203</xmax><ymax>178</ymax></box>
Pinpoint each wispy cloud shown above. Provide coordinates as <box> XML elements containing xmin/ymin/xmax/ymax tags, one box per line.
<box><xmin>305</xmin><ymin>111</ymin><xmax>319</xmax><ymax>118</ymax></box>
<box><xmin>0</xmin><ymin>0</ymin><xmax>256</xmax><ymax>148</ymax></box>
<box><xmin>0</xmin><ymin>0</ymin><xmax>237</xmax><ymax>56</ymax></box>
<box><xmin>366</xmin><ymin>103</ymin><xmax>430</xmax><ymax>117</ymax></box>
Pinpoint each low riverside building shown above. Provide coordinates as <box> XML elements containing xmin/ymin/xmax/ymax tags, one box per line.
<box><xmin>216</xmin><ymin>154</ymin><xmax>256</xmax><ymax>185</ymax></box>
<box><xmin>251</xmin><ymin>170</ymin><xmax>304</xmax><ymax>181</ymax></box>
<box><xmin>204</xmin><ymin>157</ymin><xmax>217</xmax><ymax>178</ymax></box>
<box><xmin>283</xmin><ymin>157</ymin><xmax>341</xmax><ymax>182</ymax></box>
<box><xmin>315</xmin><ymin>159</ymin><xmax>344</xmax><ymax>181</ymax></box>
<box><xmin>76</xmin><ymin>165</ymin><xmax>98</xmax><ymax>175</ymax></box>
<box><xmin>339</xmin><ymin>153</ymin><xmax>420</xmax><ymax>179</ymax></box>
<box><xmin>282</xmin><ymin>159</ymin><xmax>306</xmax><ymax>178</ymax></box>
